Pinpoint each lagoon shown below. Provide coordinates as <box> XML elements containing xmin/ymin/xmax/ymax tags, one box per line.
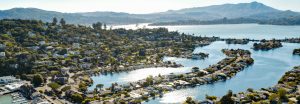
<box><xmin>146</xmin><ymin>41</ymin><xmax>300</xmax><ymax>103</ymax></box>
<box><xmin>91</xmin><ymin>24</ymin><xmax>300</xmax><ymax>103</ymax></box>
<box><xmin>114</xmin><ymin>24</ymin><xmax>300</xmax><ymax>40</ymax></box>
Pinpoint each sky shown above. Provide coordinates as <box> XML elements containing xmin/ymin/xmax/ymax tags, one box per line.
<box><xmin>0</xmin><ymin>0</ymin><xmax>300</xmax><ymax>14</ymax></box>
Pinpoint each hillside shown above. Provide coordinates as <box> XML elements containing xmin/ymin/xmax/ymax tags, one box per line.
<box><xmin>1</xmin><ymin>2</ymin><xmax>300</xmax><ymax>25</ymax></box>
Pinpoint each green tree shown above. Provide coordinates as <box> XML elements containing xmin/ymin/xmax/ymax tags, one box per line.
<box><xmin>71</xmin><ymin>93</ymin><xmax>83</xmax><ymax>103</ymax></box>
<box><xmin>269</xmin><ymin>93</ymin><xmax>278</xmax><ymax>104</ymax></box>
<box><xmin>92</xmin><ymin>22</ymin><xmax>102</xmax><ymax>30</ymax></box>
<box><xmin>278</xmin><ymin>88</ymin><xmax>288</xmax><ymax>102</ymax></box>
<box><xmin>96</xmin><ymin>84</ymin><xmax>104</xmax><ymax>90</ymax></box>
<box><xmin>220</xmin><ymin>90</ymin><xmax>234</xmax><ymax>104</ymax></box>
<box><xmin>60</xmin><ymin>18</ymin><xmax>66</xmax><ymax>26</ymax></box>
<box><xmin>104</xmin><ymin>23</ymin><xmax>107</xmax><ymax>30</ymax></box>
<box><xmin>32</xmin><ymin>74</ymin><xmax>44</xmax><ymax>87</ymax></box>
<box><xmin>185</xmin><ymin>97</ymin><xmax>196</xmax><ymax>104</ymax></box>
<box><xmin>48</xmin><ymin>82</ymin><xmax>61</xmax><ymax>89</ymax></box>
<box><xmin>52</xmin><ymin>17</ymin><xmax>57</xmax><ymax>25</ymax></box>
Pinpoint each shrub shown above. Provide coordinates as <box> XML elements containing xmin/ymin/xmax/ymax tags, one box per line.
<box><xmin>61</xmin><ymin>86</ymin><xmax>71</xmax><ymax>92</ymax></box>
<box><xmin>32</xmin><ymin>74</ymin><xmax>44</xmax><ymax>87</ymax></box>
<box><xmin>48</xmin><ymin>82</ymin><xmax>61</xmax><ymax>89</ymax></box>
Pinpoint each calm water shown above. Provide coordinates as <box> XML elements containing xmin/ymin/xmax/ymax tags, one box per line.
<box><xmin>146</xmin><ymin>41</ymin><xmax>300</xmax><ymax>103</ymax></box>
<box><xmin>89</xmin><ymin>67</ymin><xmax>191</xmax><ymax>90</ymax></box>
<box><xmin>89</xmin><ymin>42</ymin><xmax>226</xmax><ymax>90</ymax></box>
<box><xmin>114</xmin><ymin>24</ymin><xmax>300</xmax><ymax>40</ymax></box>
<box><xmin>0</xmin><ymin>95</ymin><xmax>12</xmax><ymax>104</ymax></box>
<box><xmin>90</xmin><ymin>24</ymin><xmax>300</xmax><ymax>103</ymax></box>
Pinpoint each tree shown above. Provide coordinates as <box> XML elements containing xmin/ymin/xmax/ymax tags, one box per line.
<box><xmin>296</xmin><ymin>96</ymin><xmax>300</xmax><ymax>104</ymax></box>
<box><xmin>92</xmin><ymin>22</ymin><xmax>102</xmax><ymax>30</ymax></box>
<box><xmin>71</xmin><ymin>93</ymin><xmax>83</xmax><ymax>103</ymax></box>
<box><xmin>185</xmin><ymin>97</ymin><xmax>196</xmax><ymax>104</ymax></box>
<box><xmin>278</xmin><ymin>88</ymin><xmax>288</xmax><ymax>102</ymax></box>
<box><xmin>220</xmin><ymin>90</ymin><xmax>234</xmax><ymax>104</ymax></box>
<box><xmin>269</xmin><ymin>93</ymin><xmax>278</xmax><ymax>104</ymax></box>
<box><xmin>32</xmin><ymin>74</ymin><xmax>44</xmax><ymax>87</ymax></box>
<box><xmin>48</xmin><ymin>82</ymin><xmax>61</xmax><ymax>90</ymax></box>
<box><xmin>52</xmin><ymin>17</ymin><xmax>57</xmax><ymax>25</ymax></box>
<box><xmin>96</xmin><ymin>84</ymin><xmax>104</xmax><ymax>90</ymax></box>
<box><xmin>104</xmin><ymin>23</ymin><xmax>107</xmax><ymax>30</ymax></box>
<box><xmin>60</xmin><ymin>18</ymin><xmax>66</xmax><ymax>26</ymax></box>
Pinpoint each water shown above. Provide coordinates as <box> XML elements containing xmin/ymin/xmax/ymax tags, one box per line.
<box><xmin>113</xmin><ymin>24</ymin><xmax>300</xmax><ymax>40</ymax></box>
<box><xmin>88</xmin><ymin>67</ymin><xmax>191</xmax><ymax>90</ymax></box>
<box><xmin>0</xmin><ymin>95</ymin><xmax>12</xmax><ymax>104</ymax></box>
<box><xmin>88</xmin><ymin>42</ymin><xmax>226</xmax><ymax>90</ymax></box>
<box><xmin>91</xmin><ymin>24</ymin><xmax>300</xmax><ymax>103</ymax></box>
<box><xmin>146</xmin><ymin>41</ymin><xmax>300</xmax><ymax>103</ymax></box>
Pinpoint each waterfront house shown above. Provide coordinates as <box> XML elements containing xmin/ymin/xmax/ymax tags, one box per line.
<box><xmin>5</xmin><ymin>83</ymin><xmax>24</xmax><ymax>91</ymax></box>
<box><xmin>0</xmin><ymin>52</ymin><xmax>5</xmax><ymax>58</ymax></box>
<box><xmin>0</xmin><ymin>76</ymin><xmax>20</xmax><ymax>84</ymax></box>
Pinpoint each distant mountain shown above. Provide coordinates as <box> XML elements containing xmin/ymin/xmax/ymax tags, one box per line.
<box><xmin>1</xmin><ymin>2</ymin><xmax>300</xmax><ymax>25</ymax></box>
<box><xmin>0</xmin><ymin>8</ymin><xmax>147</xmax><ymax>24</ymax></box>
<box><xmin>167</xmin><ymin>2</ymin><xmax>279</xmax><ymax>18</ymax></box>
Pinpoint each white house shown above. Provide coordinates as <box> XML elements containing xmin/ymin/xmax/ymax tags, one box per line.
<box><xmin>0</xmin><ymin>52</ymin><xmax>5</xmax><ymax>57</ymax></box>
<box><xmin>72</xmin><ymin>43</ymin><xmax>80</xmax><ymax>49</ymax></box>
<box><xmin>0</xmin><ymin>76</ymin><xmax>20</xmax><ymax>84</ymax></box>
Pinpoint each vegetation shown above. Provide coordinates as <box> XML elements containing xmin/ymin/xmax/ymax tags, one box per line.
<box><xmin>150</xmin><ymin>16</ymin><xmax>300</xmax><ymax>26</ymax></box>
<box><xmin>32</xmin><ymin>74</ymin><xmax>44</xmax><ymax>87</ymax></box>
<box><xmin>253</xmin><ymin>39</ymin><xmax>282</xmax><ymax>50</ymax></box>
<box><xmin>219</xmin><ymin>90</ymin><xmax>234</xmax><ymax>104</ymax></box>
<box><xmin>293</xmin><ymin>48</ymin><xmax>300</xmax><ymax>55</ymax></box>
<box><xmin>48</xmin><ymin>82</ymin><xmax>61</xmax><ymax>90</ymax></box>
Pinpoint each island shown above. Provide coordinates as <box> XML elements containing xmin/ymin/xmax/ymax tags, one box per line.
<box><xmin>0</xmin><ymin>19</ymin><xmax>219</xmax><ymax>104</ymax></box>
<box><xmin>253</xmin><ymin>39</ymin><xmax>283</xmax><ymax>50</ymax></box>
<box><xmin>186</xmin><ymin>66</ymin><xmax>300</xmax><ymax>104</ymax></box>
<box><xmin>293</xmin><ymin>49</ymin><xmax>300</xmax><ymax>55</ymax></box>
<box><xmin>225</xmin><ymin>39</ymin><xmax>250</xmax><ymax>45</ymax></box>
<box><xmin>88</xmin><ymin>49</ymin><xmax>254</xmax><ymax>103</ymax></box>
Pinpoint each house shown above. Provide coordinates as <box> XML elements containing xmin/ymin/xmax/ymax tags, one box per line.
<box><xmin>53</xmin><ymin>76</ymin><xmax>68</xmax><ymax>85</ymax></box>
<box><xmin>0</xmin><ymin>44</ymin><xmax>5</xmax><ymax>50</ymax></box>
<box><xmin>0</xmin><ymin>52</ymin><xmax>5</xmax><ymax>57</ymax></box>
<box><xmin>60</xmin><ymin>67</ymin><xmax>70</xmax><ymax>76</ymax></box>
<box><xmin>0</xmin><ymin>76</ymin><xmax>20</xmax><ymax>84</ymax></box>
<box><xmin>68</xmin><ymin>51</ymin><xmax>80</xmax><ymax>55</ymax></box>
<box><xmin>80</xmin><ymin>63</ymin><xmax>93</xmax><ymax>69</ymax></box>
<box><xmin>28</xmin><ymin>31</ymin><xmax>36</xmax><ymax>37</ymax></box>
<box><xmin>39</xmin><ymin>41</ymin><xmax>46</xmax><ymax>45</ymax></box>
<box><xmin>129</xmin><ymin>92</ymin><xmax>142</xmax><ymax>98</ymax></box>
<box><xmin>5</xmin><ymin>83</ymin><xmax>24</xmax><ymax>91</ymax></box>
<box><xmin>72</xmin><ymin>43</ymin><xmax>80</xmax><ymax>49</ymax></box>
<box><xmin>9</xmin><ymin>64</ymin><xmax>19</xmax><ymax>69</ymax></box>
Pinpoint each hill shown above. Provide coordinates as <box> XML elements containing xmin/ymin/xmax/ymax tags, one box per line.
<box><xmin>1</xmin><ymin>2</ymin><xmax>300</xmax><ymax>25</ymax></box>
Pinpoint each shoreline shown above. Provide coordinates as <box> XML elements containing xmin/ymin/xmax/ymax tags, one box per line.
<box><xmin>90</xmin><ymin>49</ymin><xmax>254</xmax><ymax>103</ymax></box>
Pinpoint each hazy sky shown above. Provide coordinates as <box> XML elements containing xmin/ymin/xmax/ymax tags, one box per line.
<box><xmin>0</xmin><ymin>0</ymin><xmax>300</xmax><ymax>14</ymax></box>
